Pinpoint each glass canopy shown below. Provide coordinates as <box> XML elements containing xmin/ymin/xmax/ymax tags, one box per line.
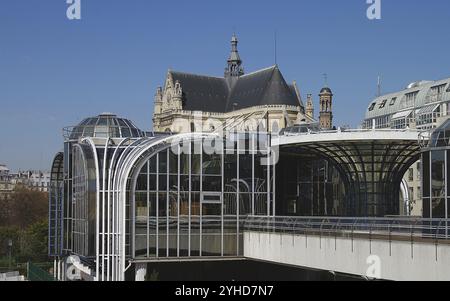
<box><xmin>66</xmin><ymin>113</ymin><xmax>146</xmax><ymax>140</ymax></box>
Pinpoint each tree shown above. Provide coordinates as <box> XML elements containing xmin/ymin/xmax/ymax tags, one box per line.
<box><xmin>1</xmin><ymin>186</ymin><xmax>48</xmax><ymax>229</ymax></box>
<box><xmin>17</xmin><ymin>220</ymin><xmax>48</xmax><ymax>262</ymax></box>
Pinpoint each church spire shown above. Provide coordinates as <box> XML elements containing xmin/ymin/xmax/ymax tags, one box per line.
<box><xmin>225</xmin><ymin>34</ymin><xmax>244</xmax><ymax>78</ymax></box>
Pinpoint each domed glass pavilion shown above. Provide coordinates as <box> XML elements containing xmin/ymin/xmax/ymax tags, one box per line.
<box><xmin>65</xmin><ymin>113</ymin><xmax>146</xmax><ymax>140</ymax></box>
<box><xmin>49</xmin><ymin>113</ymin><xmax>274</xmax><ymax>281</ymax></box>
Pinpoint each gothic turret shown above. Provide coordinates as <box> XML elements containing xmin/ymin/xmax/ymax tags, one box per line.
<box><xmin>306</xmin><ymin>94</ymin><xmax>314</xmax><ymax>119</ymax></box>
<box><xmin>172</xmin><ymin>80</ymin><xmax>183</xmax><ymax>110</ymax></box>
<box><xmin>224</xmin><ymin>34</ymin><xmax>244</xmax><ymax>80</ymax></box>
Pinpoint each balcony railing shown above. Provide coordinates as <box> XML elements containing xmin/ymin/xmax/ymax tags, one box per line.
<box><xmin>243</xmin><ymin>216</ymin><xmax>450</xmax><ymax>242</ymax></box>
<box><xmin>281</xmin><ymin>127</ymin><xmax>418</xmax><ymax>137</ymax></box>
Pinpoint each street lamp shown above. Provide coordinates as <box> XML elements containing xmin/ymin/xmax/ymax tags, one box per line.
<box><xmin>7</xmin><ymin>239</ymin><xmax>12</xmax><ymax>272</ymax></box>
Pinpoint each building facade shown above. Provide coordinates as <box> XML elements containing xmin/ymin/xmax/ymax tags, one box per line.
<box><xmin>18</xmin><ymin>171</ymin><xmax>51</xmax><ymax>192</ymax></box>
<box><xmin>0</xmin><ymin>164</ymin><xmax>13</xmax><ymax>201</ymax></box>
<box><xmin>152</xmin><ymin>35</ymin><xmax>316</xmax><ymax>134</ymax></box>
<box><xmin>0</xmin><ymin>164</ymin><xmax>50</xmax><ymax>200</ymax></box>
<box><xmin>362</xmin><ymin>77</ymin><xmax>450</xmax><ymax>216</ymax></box>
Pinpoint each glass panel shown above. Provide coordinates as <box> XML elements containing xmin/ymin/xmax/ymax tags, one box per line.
<box><xmin>191</xmin><ymin>154</ymin><xmax>201</xmax><ymax>176</ymax></box>
<box><xmin>169</xmin><ymin>150</ymin><xmax>178</xmax><ymax>174</ymax></box>
<box><xmin>95</xmin><ymin>126</ymin><xmax>108</xmax><ymax>138</ymax></box>
<box><xmin>110</xmin><ymin>118</ymin><xmax>118</xmax><ymax>126</ymax></box>
<box><xmin>180</xmin><ymin>153</ymin><xmax>190</xmax><ymax>175</ymax></box>
<box><xmin>149</xmin><ymin>156</ymin><xmax>157</xmax><ymax>173</ymax></box>
<box><xmin>121</xmin><ymin>127</ymin><xmax>131</xmax><ymax>137</ymax></box>
<box><xmin>447</xmin><ymin>151</ymin><xmax>450</xmax><ymax>197</ymax></box>
<box><xmin>423</xmin><ymin>198</ymin><xmax>430</xmax><ymax>218</ymax></box>
<box><xmin>135</xmin><ymin>190</ymin><xmax>147</xmax><ymax>255</ymax></box>
<box><xmin>190</xmin><ymin>216</ymin><xmax>200</xmax><ymax>256</ymax></box>
<box><xmin>110</xmin><ymin>127</ymin><xmax>120</xmax><ymax>137</ymax></box>
<box><xmin>191</xmin><ymin>176</ymin><xmax>200</xmax><ymax>192</ymax></box>
<box><xmin>86</xmin><ymin>118</ymin><xmax>97</xmax><ymax>125</ymax></box>
<box><xmin>202</xmin><ymin>154</ymin><xmax>221</xmax><ymax>175</ymax></box>
<box><xmin>431</xmin><ymin>151</ymin><xmax>445</xmax><ymax>198</ymax></box>
<box><xmin>82</xmin><ymin>126</ymin><xmax>94</xmax><ymax>137</ymax></box>
<box><xmin>432</xmin><ymin>198</ymin><xmax>446</xmax><ymax>218</ymax></box>
<box><xmin>97</xmin><ymin>118</ymin><xmax>108</xmax><ymax>126</ymax></box>
<box><xmin>423</xmin><ymin>152</ymin><xmax>430</xmax><ymax>198</ymax></box>
<box><xmin>448</xmin><ymin>198</ymin><xmax>450</xmax><ymax>219</ymax></box>
<box><xmin>159</xmin><ymin>174</ymin><xmax>167</xmax><ymax>191</ymax></box>
<box><xmin>159</xmin><ymin>151</ymin><xmax>168</xmax><ymax>174</ymax></box>
<box><xmin>117</xmin><ymin>119</ymin><xmax>127</xmax><ymax>127</ymax></box>
<box><xmin>149</xmin><ymin>192</ymin><xmax>157</xmax><ymax>216</ymax></box>
<box><xmin>203</xmin><ymin>176</ymin><xmax>221</xmax><ymax>192</ymax></box>
<box><xmin>134</xmin><ymin>235</ymin><xmax>147</xmax><ymax>257</ymax></box>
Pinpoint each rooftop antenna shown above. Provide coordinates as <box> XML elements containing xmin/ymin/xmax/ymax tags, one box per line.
<box><xmin>323</xmin><ymin>73</ymin><xmax>328</xmax><ymax>87</ymax></box>
<box><xmin>377</xmin><ymin>75</ymin><xmax>382</xmax><ymax>97</ymax></box>
<box><xmin>274</xmin><ymin>30</ymin><xmax>278</xmax><ymax>66</ymax></box>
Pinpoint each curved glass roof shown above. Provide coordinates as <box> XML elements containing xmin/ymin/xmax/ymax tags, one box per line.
<box><xmin>67</xmin><ymin>113</ymin><xmax>146</xmax><ymax>140</ymax></box>
<box><xmin>429</xmin><ymin>118</ymin><xmax>450</xmax><ymax>148</ymax></box>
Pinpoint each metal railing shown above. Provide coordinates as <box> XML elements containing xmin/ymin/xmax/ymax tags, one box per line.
<box><xmin>243</xmin><ymin>216</ymin><xmax>450</xmax><ymax>242</ymax></box>
<box><xmin>281</xmin><ymin>127</ymin><xmax>418</xmax><ymax>137</ymax></box>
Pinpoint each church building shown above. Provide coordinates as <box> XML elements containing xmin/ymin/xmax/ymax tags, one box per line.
<box><xmin>152</xmin><ymin>35</ymin><xmax>333</xmax><ymax>133</ymax></box>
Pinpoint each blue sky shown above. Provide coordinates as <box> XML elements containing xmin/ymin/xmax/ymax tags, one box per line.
<box><xmin>1</xmin><ymin>0</ymin><xmax>450</xmax><ymax>171</ymax></box>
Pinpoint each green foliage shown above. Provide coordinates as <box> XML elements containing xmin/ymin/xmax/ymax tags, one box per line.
<box><xmin>0</xmin><ymin>226</ymin><xmax>20</xmax><ymax>257</ymax></box>
<box><xmin>0</xmin><ymin>186</ymin><xmax>49</xmax><ymax>267</ymax></box>
<box><xmin>0</xmin><ymin>187</ymin><xmax>48</xmax><ymax>229</ymax></box>
<box><xmin>0</xmin><ymin>220</ymin><xmax>48</xmax><ymax>265</ymax></box>
<box><xmin>17</xmin><ymin>220</ymin><xmax>49</xmax><ymax>262</ymax></box>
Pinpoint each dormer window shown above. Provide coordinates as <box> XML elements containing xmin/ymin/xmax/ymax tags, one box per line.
<box><xmin>404</xmin><ymin>91</ymin><xmax>419</xmax><ymax>107</ymax></box>
<box><xmin>379</xmin><ymin>99</ymin><xmax>388</xmax><ymax>109</ymax></box>
<box><xmin>426</xmin><ymin>84</ymin><xmax>446</xmax><ymax>103</ymax></box>
<box><xmin>390</xmin><ymin>97</ymin><xmax>397</xmax><ymax>106</ymax></box>
<box><xmin>369</xmin><ymin>103</ymin><xmax>376</xmax><ymax>111</ymax></box>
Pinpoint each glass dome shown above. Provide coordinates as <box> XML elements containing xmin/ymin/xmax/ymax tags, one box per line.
<box><xmin>429</xmin><ymin>118</ymin><xmax>450</xmax><ymax>148</ymax></box>
<box><xmin>66</xmin><ymin>113</ymin><xmax>146</xmax><ymax>140</ymax></box>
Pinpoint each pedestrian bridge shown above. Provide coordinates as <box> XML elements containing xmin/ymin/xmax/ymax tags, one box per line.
<box><xmin>242</xmin><ymin>216</ymin><xmax>450</xmax><ymax>281</ymax></box>
<box><xmin>133</xmin><ymin>216</ymin><xmax>450</xmax><ymax>281</ymax></box>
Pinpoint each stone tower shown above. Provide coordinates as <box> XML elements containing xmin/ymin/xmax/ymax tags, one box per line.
<box><xmin>319</xmin><ymin>86</ymin><xmax>333</xmax><ymax>130</ymax></box>
<box><xmin>306</xmin><ymin>94</ymin><xmax>314</xmax><ymax>119</ymax></box>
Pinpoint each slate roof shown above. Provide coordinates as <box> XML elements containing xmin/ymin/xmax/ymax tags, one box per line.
<box><xmin>168</xmin><ymin>65</ymin><xmax>303</xmax><ymax>113</ymax></box>
<box><xmin>170</xmin><ymin>72</ymin><xmax>229</xmax><ymax>113</ymax></box>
